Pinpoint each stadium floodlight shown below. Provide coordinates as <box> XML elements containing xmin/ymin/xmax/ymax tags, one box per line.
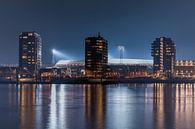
<box><xmin>52</xmin><ymin>49</ymin><xmax>57</xmax><ymax>54</ymax></box>
<box><xmin>117</xmin><ymin>45</ymin><xmax>125</xmax><ymax>64</ymax></box>
<box><xmin>52</xmin><ymin>48</ymin><xmax>73</xmax><ymax>65</ymax></box>
<box><xmin>52</xmin><ymin>48</ymin><xmax>56</xmax><ymax>65</ymax></box>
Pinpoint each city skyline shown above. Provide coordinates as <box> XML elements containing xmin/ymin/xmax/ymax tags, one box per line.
<box><xmin>1</xmin><ymin>1</ymin><xmax>195</xmax><ymax>129</ymax></box>
<box><xmin>1</xmin><ymin>0</ymin><xmax>195</xmax><ymax>64</ymax></box>
<box><xmin>0</xmin><ymin>31</ymin><xmax>194</xmax><ymax>65</ymax></box>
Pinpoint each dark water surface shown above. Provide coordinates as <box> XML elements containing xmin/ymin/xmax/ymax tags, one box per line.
<box><xmin>0</xmin><ymin>83</ymin><xmax>195</xmax><ymax>129</ymax></box>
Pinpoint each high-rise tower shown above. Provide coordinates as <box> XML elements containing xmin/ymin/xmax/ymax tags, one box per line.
<box><xmin>85</xmin><ymin>34</ymin><xmax>108</xmax><ymax>78</ymax></box>
<box><xmin>151</xmin><ymin>37</ymin><xmax>176</xmax><ymax>78</ymax></box>
<box><xmin>19</xmin><ymin>32</ymin><xmax>42</xmax><ymax>81</ymax></box>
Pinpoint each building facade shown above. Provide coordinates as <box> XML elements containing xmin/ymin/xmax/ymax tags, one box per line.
<box><xmin>19</xmin><ymin>32</ymin><xmax>42</xmax><ymax>81</ymax></box>
<box><xmin>85</xmin><ymin>34</ymin><xmax>108</xmax><ymax>78</ymax></box>
<box><xmin>0</xmin><ymin>66</ymin><xmax>17</xmax><ymax>81</ymax></box>
<box><xmin>106</xmin><ymin>64</ymin><xmax>152</xmax><ymax>78</ymax></box>
<box><xmin>175</xmin><ymin>60</ymin><xmax>195</xmax><ymax>78</ymax></box>
<box><xmin>151</xmin><ymin>37</ymin><xmax>176</xmax><ymax>79</ymax></box>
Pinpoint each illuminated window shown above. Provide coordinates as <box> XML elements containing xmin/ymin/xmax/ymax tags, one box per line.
<box><xmin>22</xmin><ymin>56</ymin><xmax>27</xmax><ymax>59</ymax></box>
<box><xmin>28</xmin><ymin>33</ymin><xmax>33</xmax><ymax>36</ymax></box>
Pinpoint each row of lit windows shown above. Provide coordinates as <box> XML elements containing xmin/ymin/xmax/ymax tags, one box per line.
<box><xmin>176</xmin><ymin>61</ymin><xmax>195</xmax><ymax>66</ymax></box>
<box><xmin>28</xmin><ymin>62</ymin><xmax>36</xmax><ymax>64</ymax></box>
<box><xmin>22</xmin><ymin>56</ymin><xmax>35</xmax><ymax>59</ymax></box>
<box><xmin>176</xmin><ymin>63</ymin><xmax>194</xmax><ymax>66</ymax></box>
<box><xmin>27</xmin><ymin>42</ymin><xmax>35</xmax><ymax>44</ymax></box>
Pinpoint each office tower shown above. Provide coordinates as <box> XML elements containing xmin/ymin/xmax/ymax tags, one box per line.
<box><xmin>151</xmin><ymin>37</ymin><xmax>176</xmax><ymax>78</ymax></box>
<box><xmin>19</xmin><ymin>32</ymin><xmax>42</xmax><ymax>81</ymax></box>
<box><xmin>85</xmin><ymin>34</ymin><xmax>108</xmax><ymax>78</ymax></box>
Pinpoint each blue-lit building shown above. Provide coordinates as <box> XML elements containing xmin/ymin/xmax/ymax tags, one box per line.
<box><xmin>151</xmin><ymin>37</ymin><xmax>176</xmax><ymax>79</ymax></box>
<box><xmin>19</xmin><ymin>32</ymin><xmax>42</xmax><ymax>81</ymax></box>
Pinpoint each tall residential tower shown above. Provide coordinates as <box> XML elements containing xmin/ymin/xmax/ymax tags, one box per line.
<box><xmin>85</xmin><ymin>34</ymin><xmax>108</xmax><ymax>78</ymax></box>
<box><xmin>19</xmin><ymin>32</ymin><xmax>42</xmax><ymax>81</ymax></box>
<box><xmin>151</xmin><ymin>37</ymin><xmax>176</xmax><ymax>79</ymax></box>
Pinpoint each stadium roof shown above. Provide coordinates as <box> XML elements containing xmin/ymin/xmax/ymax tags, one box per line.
<box><xmin>108</xmin><ymin>59</ymin><xmax>152</xmax><ymax>65</ymax></box>
<box><xmin>55</xmin><ymin>58</ymin><xmax>153</xmax><ymax>67</ymax></box>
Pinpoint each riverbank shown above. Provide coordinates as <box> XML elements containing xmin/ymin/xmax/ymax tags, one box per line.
<box><xmin>1</xmin><ymin>77</ymin><xmax>195</xmax><ymax>84</ymax></box>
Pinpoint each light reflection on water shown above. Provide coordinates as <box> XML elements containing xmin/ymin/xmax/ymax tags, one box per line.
<box><xmin>1</xmin><ymin>83</ymin><xmax>195</xmax><ymax>129</ymax></box>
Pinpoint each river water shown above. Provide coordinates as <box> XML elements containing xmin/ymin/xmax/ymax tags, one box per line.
<box><xmin>0</xmin><ymin>83</ymin><xmax>195</xmax><ymax>129</ymax></box>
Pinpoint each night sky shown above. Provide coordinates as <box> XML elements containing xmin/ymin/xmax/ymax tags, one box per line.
<box><xmin>0</xmin><ymin>0</ymin><xmax>195</xmax><ymax>64</ymax></box>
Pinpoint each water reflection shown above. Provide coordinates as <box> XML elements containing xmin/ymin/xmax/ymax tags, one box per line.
<box><xmin>3</xmin><ymin>83</ymin><xmax>195</xmax><ymax>129</ymax></box>
<box><xmin>84</xmin><ymin>85</ymin><xmax>106</xmax><ymax>129</ymax></box>
<box><xmin>153</xmin><ymin>83</ymin><xmax>195</xmax><ymax>129</ymax></box>
<box><xmin>17</xmin><ymin>85</ymin><xmax>51</xmax><ymax>129</ymax></box>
